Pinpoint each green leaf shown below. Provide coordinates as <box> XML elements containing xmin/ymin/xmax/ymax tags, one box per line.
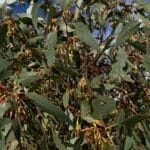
<box><xmin>27</xmin><ymin>92</ymin><xmax>72</xmax><ymax>124</ymax></box>
<box><xmin>62</xmin><ymin>89</ymin><xmax>69</xmax><ymax>108</ymax></box>
<box><xmin>141</xmin><ymin>122</ymin><xmax>150</xmax><ymax>147</ymax></box>
<box><xmin>124</xmin><ymin>136</ymin><xmax>134</xmax><ymax>150</ymax></box>
<box><xmin>129</xmin><ymin>41</ymin><xmax>146</xmax><ymax>53</ymax></box>
<box><xmin>121</xmin><ymin>72</ymin><xmax>134</xmax><ymax>82</ymax></box>
<box><xmin>12</xmin><ymin>119</ymin><xmax>20</xmax><ymax>141</ymax></box>
<box><xmin>0</xmin><ymin>65</ymin><xmax>12</xmax><ymax>80</ymax></box>
<box><xmin>111</xmin><ymin>113</ymin><xmax>150</xmax><ymax>129</ymax></box>
<box><xmin>0</xmin><ymin>135</ymin><xmax>5</xmax><ymax>150</ymax></box>
<box><xmin>1</xmin><ymin>120</ymin><xmax>12</xmax><ymax>137</ymax></box>
<box><xmin>29</xmin><ymin>35</ymin><xmax>44</xmax><ymax>44</ymax></box>
<box><xmin>113</xmin><ymin>109</ymin><xmax>126</xmax><ymax>124</ymax></box>
<box><xmin>52</xmin><ymin>130</ymin><xmax>66</xmax><ymax>150</ymax></box>
<box><xmin>31</xmin><ymin>3</ymin><xmax>41</xmax><ymax>30</ymax></box>
<box><xmin>90</xmin><ymin>75</ymin><xmax>101</xmax><ymax>88</ymax></box>
<box><xmin>58</xmin><ymin>0</ymin><xmax>73</xmax><ymax>10</ymax></box>
<box><xmin>0</xmin><ymin>118</ymin><xmax>11</xmax><ymax>129</ymax></box>
<box><xmin>109</xmin><ymin>62</ymin><xmax>134</xmax><ymax>82</ymax></box>
<box><xmin>136</xmin><ymin>0</ymin><xmax>150</xmax><ymax>13</ymax></box>
<box><xmin>92</xmin><ymin>96</ymin><xmax>116</xmax><ymax>119</ymax></box>
<box><xmin>109</xmin><ymin>63</ymin><xmax>122</xmax><ymax>81</ymax></box>
<box><xmin>74</xmin><ymin>22</ymin><xmax>100</xmax><ymax>51</ymax></box>
<box><xmin>18</xmin><ymin>13</ymin><xmax>33</xmax><ymax>25</ymax></box>
<box><xmin>104</xmin><ymin>83</ymin><xmax>115</xmax><ymax>90</ymax></box>
<box><xmin>19</xmin><ymin>69</ymin><xmax>41</xmax><ymax>87</ymax></box>
<box><xmin>116</xmin><ymin>21</ymin><xmax>140</xmax><ymax>46</ymax></box>
<box><xmin>74</xmin><ymin>134</ymin><xmax>84</xmax><ymax>150</ymax></box>
<box><xmin>0</xmin><ymin>58</ymin><xmax>10</xmax><ymax>72</ymax></box>
<box><xmin>45</xmin><ymin>31</ymin><xmax>57</xmax><ymax>65</ymax></box>
<box><xmin>80</xmin><ymin>100</ymin><xmax>95</xmax><ymax>123</ymax></box>
<box><xmin>142</xmin><ymin>55</ymin><xmax>150</xmax><ymax>71</ymax></box>
<box><xmin>120</xmin><ymin>113</ymin><xmax>150</xmax><ymax>127</ymax></box>
<box><xmin>74</xmin><ymin>0</ymin><xmax>83</xmax><ymax>19</ymax></box>
<box><xmin>109</xmin><ymin>49</ymin><xmax>134</xmax><ymax>82</ymax></box>
<box><xmin>0</xmin><ymin>103</ymin><xmax>10</xmax><ymax>117</ymax></box>
<box><xmin>0</xmin><ymin>24</ymin><xmax>7</xmax><ymax>46</ymax></box>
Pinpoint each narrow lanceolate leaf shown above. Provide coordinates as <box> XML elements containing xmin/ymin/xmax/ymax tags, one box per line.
<box><xmin>27</xmin><ymin>92</ymin><xmax>72</xmax><ymax>124</ymax></box>
<box><xmin>116</xmin><ymin>21</ymin><xmax>140</xmax><ymax>46</ymax></box>
<box><xmin>45</xmin><ymin>31</ymin><xmax>57</xmax><ymax>65</ymax></box>
<box><xmin>52</xmin><ymin>130</ymin><xmax>66</xmax><ymax>150</ymax></box>
<box><xmin>121</xmin><ymin>113</ymin><xmax>150</xmax><ymax>127</ymax></box>
<box><xmin>62</xmin><ymin>89</ymin><xmax>70</xmax><ymax>108</ymax></box>
<box><xmin>31</xmin><ymin>3</ymin><xmax>41</xmax><ymax>30</ymax></box>
<box><xmin>29</xmin><ymin>35</ymin><xmax>44</xmax><ymax>44</ymax></box>
<box><xmin>111</xmin><ymin>113</ymin><xmax>150</xmax><ymax>128</ymax></box>
<box><xmin>142</xmin><ymin>55</ymin><xmax>150</xmax><ymax>71</ymax></box>
<box><xmin>74</xmin><ymin>0</ymin><xmax>83</xmax><ymax>19</ymax></box>
<box><xmin>0</xmin><ymin>24</ymin><xmax>7</xmax><ymax>46</ymax></box>
<box><xmin>12</xmin><ymin>119</ymin><xmax>21</xmax><ymax>141</ymax></box>
<box><xmin>74</xmin><ymin>22</ymin><xmax>100</xmax><ymax>51</ymax></box>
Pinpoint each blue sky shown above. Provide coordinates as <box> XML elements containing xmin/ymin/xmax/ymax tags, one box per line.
<box><xmin>1</xmin><ymin>0</ymin><xmax>149</xmax><ymax>39</ymax></box>
<box><xmin>2</xmin><ymin>0</ymin><xmax>150</xmax><ymax>15</ymax></box>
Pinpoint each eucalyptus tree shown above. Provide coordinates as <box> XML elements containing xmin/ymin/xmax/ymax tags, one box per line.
<box><xmin>0</xmin><ymin>0</ymin><xmax>149</xmax><ymax>149</ymax></box>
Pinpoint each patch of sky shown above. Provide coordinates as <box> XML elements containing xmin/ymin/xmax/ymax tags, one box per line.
<box><xmin>1</xmin><ymin>0</ymin><xmax>149</xmax><ymax>40</ymax></box>
<box><xmin>10</xmin><ymin>2</ymin><xmax>29</xmax><ymax>15</ymax></box>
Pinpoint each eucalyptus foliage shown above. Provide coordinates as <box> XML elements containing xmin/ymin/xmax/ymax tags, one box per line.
<box><xmin>0</xmin><ymin>0</ymin><xmax>149</xmax><ymax>149</ymax></box>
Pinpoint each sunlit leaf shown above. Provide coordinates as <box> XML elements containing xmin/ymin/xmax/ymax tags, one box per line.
<box><xmin>116</xmin><ymin>21</ymin><xmax>140</xmax><ymax>46</ymax></box>
<box><xmin>45</xmin><ymin>31</ymin><xmax>57</xmax><ymax>65</ymax></box>
<box><xmin>74</xmin><ymin>22</ymin><xmax>100</xmax><ymax>51</ymax></box>
<box><xmin>0</xmin><ymin>103</ymin><xmax>10</xmax><ymax>117</ymax></box>
<box><xmin>74</xmin><ymin>0</ymin><xmax>83</xmax><ymax>19</ymax></box>
<box><xmin>104</xmin><ymin>83</ymin><xmax>115</xmax><ymax>90</ymax></box>
<box><xmin>19</xmin><ymin>69</ymin><xmax>41</xmax><ymax>87</ymax></box>
<box><xmin>31</xmin><ymin>3</ymin><xmax>41</xmax><ymax>30</ymax></box>
<box><xmin>109</xmin><ymin>49</ymin><xmax>134</xmax><ymax>82</ymax></box>
<box><xmin>62</xmin><ymin>89</ymin><xmax>69</xmax><ymax>108</ymax></box>
<box><xmin>124</xmin><ymin>136</ymin><xmax>134</xmax><ymax>150</ymax></box>
<box><xmin>136</xmin><ymin>0</ymin><xmax>150</xmax><ymax>13</ymax></box>
<box><xmin>29</xmin><ymin>35</ymin><xmax>44</xmax><ymax>44</ymax></box>
<box><xmin>90</xmin><ymin>75</ymin><xmax>101</xmax><ymax>88</ymax></box>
